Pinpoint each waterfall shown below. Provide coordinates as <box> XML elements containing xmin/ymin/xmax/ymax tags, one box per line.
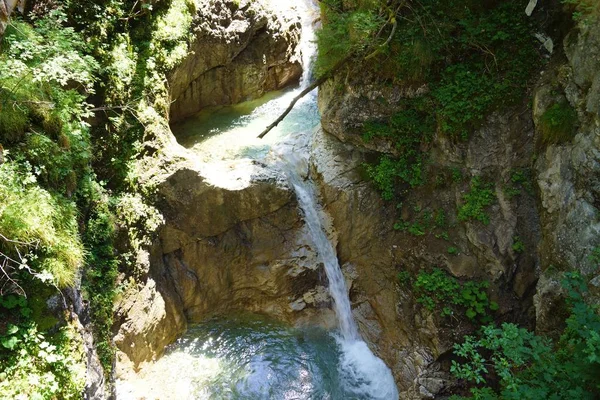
<box><xmin>273</xmin><ymin>2</ymin><xmax>399</xmax><ymax>398</ymax></box>
<box><xmin>297</xmin><ymin>0</ymin><xmax>318</xmax><ymax>88</ymax></box>
<box><xmin>276</xmin><ymin>162</ymin><xmax>398</xmax><ymax>399</ymax></box>
<box><xmin>118</xmin><ymin>2</ymin><xmax>399</xmax><ymax>398</ymax></box>
<box><xmin>286</xmin><ymin>172</ymin><xmax>359</xmax><ymax>340</ymax></box>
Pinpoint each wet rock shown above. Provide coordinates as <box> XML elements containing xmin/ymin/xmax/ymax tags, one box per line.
<box><xmin>115</xmin><ymin>155</ymin><xmax>334</xmax><ymax>378</ymax></box>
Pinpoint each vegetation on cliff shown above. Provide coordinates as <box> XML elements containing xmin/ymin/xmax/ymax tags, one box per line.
<box><xmin>0</xmin><ymin>0</ymin><xmax>196</xmax><ymax>395</ymax></box>
<box><xmin>318</xmin><ymin>0</ymin><xmax>600</xmax><ymax>398</ymax></box>
<box><xmin>317</xmin><ymin>0</ymin><xmax>541</xmax><ymax>200</ymax></box>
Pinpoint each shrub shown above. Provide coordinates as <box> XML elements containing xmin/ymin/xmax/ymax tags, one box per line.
<box><xmin>0</xmin><ymin>296</ymin><xmax>86</xmax><ymax>400</ymax></box>
<box><xmin>450</xmin><ymin>272</ymin><xmax>600</xmax><ymax>399</ymax></box>
<box><xmin>414</xmin><ymin>268</ymin><xmax>498</xmax><ymax>321</ymax></box>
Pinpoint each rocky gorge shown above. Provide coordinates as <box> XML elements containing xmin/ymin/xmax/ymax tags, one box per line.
<box><xmin>113</xmin><ymin>0</ymin><xmax>600</xmax><ymax>398</ymax></box>
<box><xmin>0</xmin><ymin>0</ymin><xmax>599</xmax><ymax>399</ymax></box>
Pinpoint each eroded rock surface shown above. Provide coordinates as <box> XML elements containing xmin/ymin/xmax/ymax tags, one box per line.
<box><xmin>313</xmin><ymin>14</ymin><xmax>600</xmax><ymax>399</ymax></box>
<box><xmin>310</xmin><ymin>120</ymin><xmax>540</xmax><ymax>397</ymax></box>
<box><xmin>168</xmin><ymin>0</ymin><xmax>302</xmax><ymax>123</ymax></box>
<box><xmin>114</xmin><ymin>156</ymin><xmax>335</xmax><ymax>377</ymax></box>
<box><xmin>533</xmin><ymin>22</ymin><xmax>600</xmax><ymax>335</ymax></box>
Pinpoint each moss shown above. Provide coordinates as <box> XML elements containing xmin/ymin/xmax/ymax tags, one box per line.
<box><xmin>28</xmin><ymin>284</ymin><xmax>59</xmax><ymax>331</ymax></box>
<box><xmin>0</xmin><ymin>103</ymin><xmax>29</xmax><ymax>143</ymax></box>
<box><xmin>539</xmin><ymin>102</ymin><xmax>578</xmax><ymax>145</ymax></box>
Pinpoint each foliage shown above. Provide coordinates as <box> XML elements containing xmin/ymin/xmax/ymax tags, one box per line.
<box><xmin>512</xmin><ymin>236</ymin><xmax>525</xmax><ymax>254</ymax></box>
<box><xmin>0</xmin><ymin>162</ymin><xmax>84</xmax><ymax>289</ymax></box>
<box><xmin>458</xmin><ymin>177</ymin><xmax>495</xmax><ymax>225</ymax></box>
<box><xmin>450</xmin><ymin>272</ymin><xmax>600</xmax><ymax>399</ymax></box>
<box><xmin>321</xmin><ymin>1</ymin><xmax>541</xmax><ymax>201</ymax></box>
<box><xmin>0</xmin><ymin>11</ymin><xmax>97</xmax><ymax>196</ymax></box>
<box><xmin>79</xmin><ymin>180</ymin><xmax>118</xmax><ymax>373</ymax></box>
<box><xmin>414</xmin><ymin>268</ymin><xmax>498</xmax><ymax>321</ymax></box>
<box><xmin>315</xmin><ymin>0</ymin><xmax>382</xmax><ymax>77</ymax></box>
<box><xmin>0</xmin><ymin>296</ymin><xmax>85</xmax><ymax>400</ymax></box>
<box><xmin>504</xmin><ymin>169</ymin><xmax>533</xmax><ymax>198</ymax></box>
<box><xmin>364</xmin><ymin>104</ymin><xmax>434</xmax><ymax>199</ymax></box>
<box><xmin>589</xmin><ymin>246</ymin><xmax>600</xmax><ymax>265</ymax></box>
<box><xmin>448</xmin><ymin>246</ymin><xmax>459</xmax><ymax>255</ymax></box>
<box><xmin>562</xmin><ymin>0</ymin><xmax>600</xmax><ymax>24</ymax></box>
<box><xmin>397</xmin><ymin>270</ymin><xmax>411</xmax><ymax>285</ymax></box>
<box><xmin>539</xmin><ymin>102</ymin><xmax>578</xmax><ymax>145</ymax></box>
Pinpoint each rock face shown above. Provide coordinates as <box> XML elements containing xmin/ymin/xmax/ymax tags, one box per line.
<box><xmin>0</xmin><ymin>0</ymin><xmax>22</xmax><ymax>37</ymax></box>
<box><xmin>168</xmin><ymin>0</ymin><xmax>303</xmax><ymax>123</ymax></box>
<box><xmin>114</xmin><ymin>156</ymin><xmax>335</xmax><ymax>377</ymax></box>
<box><xmin>310</xmin><ymin>117</ymin><xmax>540</xmax><ymax>397</ymax></box>
<box><xmin>533</xmin><ymin>21</ymin><xmax>600</xmax><ymax>334</ymax></box>
<box><xmin>314</xmin><ymin>14</ymin><xmax>600</xmax><ymax>399</ymax></box>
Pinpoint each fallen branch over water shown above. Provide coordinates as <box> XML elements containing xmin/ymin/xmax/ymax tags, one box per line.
<box><xmin>257</xmin><ymin>55</ymin><xmax>352</xmax><ymax>139</ymax></box>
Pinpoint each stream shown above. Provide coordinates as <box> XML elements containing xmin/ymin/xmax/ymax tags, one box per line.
<box><xmin>119</xmin><ymin>1</ymin><xmax>398</xmax><ymax>399</ymax></box>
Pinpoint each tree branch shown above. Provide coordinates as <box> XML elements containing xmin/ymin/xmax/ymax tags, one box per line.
<box><xmin>257</xmin><ymin>54</ymin><xmax>353</xmax><ymax>139</ymax></box>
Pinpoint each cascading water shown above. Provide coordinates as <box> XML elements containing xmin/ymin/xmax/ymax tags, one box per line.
<box><xmin>118</xmin><ymin>1</ymin><xmax>398</xmax><ymax>399</ymax></box>
<box><xmin>286</xmin><ymin>172</ymin><xmax>359</xmax><ymax>341</ymax></box>
<box><xmin>281</xmin><ymin>167</ymin><xmax>398</xmax><ymax>399</ymax></box>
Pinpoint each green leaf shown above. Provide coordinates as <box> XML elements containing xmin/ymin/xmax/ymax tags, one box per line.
<box><xmin>6</xmin><ymin>324</ymin><xmax>19</xmax><ymax>335</ymax></box>
<box><xmin>1</xmin><ymin>335</ymin><xmax>19</xmax><ymax>349</ymax></box>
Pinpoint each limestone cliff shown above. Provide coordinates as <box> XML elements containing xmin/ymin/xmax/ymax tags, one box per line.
<box><xmin>315</xmin><ymin>10</ymin><xmax>600</xmax><ymax>400</ymax></box>
<box><xmin>168</xmin><ymin>0</ymin><xmax>302</xmax><ymax>123</ymax></box>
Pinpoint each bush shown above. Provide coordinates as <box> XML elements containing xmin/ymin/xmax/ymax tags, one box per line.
<box><xmin>450</xmin><ymin>272</ymin><xmax>600</xmax><ymax>399</ymax></box>
<box><xmin>0</xmin><ymin>296</ymin><xmax>86</xmax><ymax>400</ymax></box>
<box><xmin>364</xmin><ymin>104</ymin><xmax>434</xmax><ymax>199</ymax></box>
<box><xmin>414</xmin><ymin>268</ymin><xmax>498</xmax><ymax>321</ymax></box>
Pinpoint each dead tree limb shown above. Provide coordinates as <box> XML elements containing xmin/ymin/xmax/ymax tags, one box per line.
<box><xmin>257</xmin><ymin>54</ymin><xmax>353</xmax><ymax>139</ymax></box>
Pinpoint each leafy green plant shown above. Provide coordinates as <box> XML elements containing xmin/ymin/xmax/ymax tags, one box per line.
<box><xmin>0</xmin><ymin>294</ymin><xmax>85</xmax><ymax>399</ymax></box>
<box><xmin>589</xmin><ymin>246</ymin><xmax>600</xmax><ymax>265</ymax></box>
<box><xmin>450</xmin><ymin>271</ymin><xmax>600</xmax><ymax>399</ymax></box>
<box><xmin>512</xmin><ymin>236</ymin><xmax>525</xmax><ymax>254</ymax></box>
<box><xmin>504</xmin><ymin>168</ymin><xmax>533</xmax><ymax>198</ymax></box>
<box><xmin>539</xmin><ymin>102</ymin><xmax>578</xmax><ymax>145</ymax></box>
<box><xmin>451</xmin><ymin>168</ymin><xmax>464</xmax><ymax>183</ymax></box>
<box><xmin>0</xmin><ymin>322</ymin><xmax>86</xmax><ymax>399</ymax></box>
<box><xmin>397</xmin><ymin>271</ymin><xmax>411</xmax><ymax>285</ymax></box>
<box><xmin>364</xmin><ymin>105</ymin><xmax>434</xmax><ymax>199</ymax></box>
<box><xmin>414</xmin><ymin>268</ymin><xmax>498</xmax><ymax>321</ymax></box>
<box><xmin>562</xmin><ymin>0</ymin><xmax>600</xmax><ymax>24</ymax></box>
<box><xmin>435</xmin><ymin>209</ymin><xmax>448</xmax><ymax>229</ymax></box>
<box><xmin>448</xmin><ymin>246</ymin><xmax>459</xmax><ymax>255</ymax></box>
<box><xmin>458</xmin><ymin>177</ymin><xmax>496</xmax><ymax>225</ymax></box>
